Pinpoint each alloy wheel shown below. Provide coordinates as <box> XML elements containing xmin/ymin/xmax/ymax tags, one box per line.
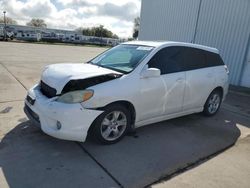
<box><xmin>100</xmin><ymin>111</ymin><xmax>127</xmax><ymax>141</ymax></box>
<box><xmin>207</xmin><ymin>93</ymin><xmax>221</xmax><ymax>114</ymax></box>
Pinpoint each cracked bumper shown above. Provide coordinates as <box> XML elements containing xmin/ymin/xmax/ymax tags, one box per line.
<box><xmin>24</xmin><ymin>85</ymin><xmax>103</xmax><ymax>142</ymax></box>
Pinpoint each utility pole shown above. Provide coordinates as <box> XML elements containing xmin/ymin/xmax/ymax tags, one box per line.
<box><xmin>3</xmin><ymin>11</ymin><xmax>7</xmax><ymax>41</ymax></box>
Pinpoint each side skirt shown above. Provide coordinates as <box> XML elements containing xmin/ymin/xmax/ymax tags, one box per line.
<box><xmin>134</xmin><ymin>107</ymin><xmax>203</xmax><ymax>128</ymax></box>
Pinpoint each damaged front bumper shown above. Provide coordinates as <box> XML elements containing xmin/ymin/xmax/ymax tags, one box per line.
<box><xmin>24</xmin><ymin>84</ymin><xmax>103</xmax><ymax>142</ymax></box>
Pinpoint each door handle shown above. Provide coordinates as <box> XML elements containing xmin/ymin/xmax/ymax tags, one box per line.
<box><xmin>207</xmin><ymin>73</ymin><xmax>213</xmax><ymax>78</ymax></box>
<box><xmin>176</xmin><ymin>78</ymin><xmax>184</xmax><ymax>82</ymax></box>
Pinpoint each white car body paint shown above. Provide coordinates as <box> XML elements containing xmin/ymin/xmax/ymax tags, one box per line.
<box><xmin>25</xmin><ymin>41</ymin><xmax>229</xmax><ymax>142</ymax></box>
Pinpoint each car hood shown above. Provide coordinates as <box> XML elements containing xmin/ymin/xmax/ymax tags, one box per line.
<box><xmin>41</xmin><ymin>63</ymin><xmax>121</xmax><ymax>94</ymax></box>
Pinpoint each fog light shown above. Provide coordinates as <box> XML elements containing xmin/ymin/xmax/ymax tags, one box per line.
<box><xmin>56</xmin><ymin>121</ymin><xmax>62</xmax><ymax>130</ymax></box>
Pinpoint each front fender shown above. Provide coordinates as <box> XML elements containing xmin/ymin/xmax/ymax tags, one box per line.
<box><xmin>82</xmin><ymin>75</ymin><xmax>139</xmax><ymax>110</ymax></box>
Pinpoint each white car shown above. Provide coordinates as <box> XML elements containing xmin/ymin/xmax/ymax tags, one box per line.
<box><xmin>24</xmin><ymin>41</ymin><xmax>229</xmax><ymax>144</ymax></box>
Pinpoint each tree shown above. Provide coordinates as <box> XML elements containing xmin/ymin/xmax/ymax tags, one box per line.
<box><xmin>77</xmin><ymin>25</ymin><xmax>119</xmax><ymax>39</ymax></box>
<box><xmin>133</xmin><ymin>17</ymin><xmax>140</xmax><ymax>39</ymax></box>
<box><xmin>26</xmin><ymin>18</ymin><xmax>47</xmax><ymax>28</ymax></box>
<box><xmin>112</xmin><ymin>34</ymin><xmax>119</xmax><ymax>39</ymax></box>
<box><xmin>0</xmin><ymin>17</ymin><xmax>17</xmax><ymax>25</ymax></box>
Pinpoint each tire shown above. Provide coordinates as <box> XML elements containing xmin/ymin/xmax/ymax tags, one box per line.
<box><xmin>91</xmin><ymin>104</ymin><xmax>131</xmax><ymax>144</ymax></box>
<box><xmin>203</xmin><ymin>90</ymin><xmax>222</xmax><ymax>116</ymax></box>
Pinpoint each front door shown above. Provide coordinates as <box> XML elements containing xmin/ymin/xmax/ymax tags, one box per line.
<box><xmin>146</xmin><ymin>46</ymin><xmax>186</xmax><ymax>116</ymax></box>
<box><xmin>161</xmin><ymin>72</ymin><xmax>186</xmax><ymax>114</ymax></box>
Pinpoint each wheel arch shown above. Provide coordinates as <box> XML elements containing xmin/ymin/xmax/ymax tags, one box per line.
<box><xmin>203</xmin><ymin>86</ymin><xmax>224</xmax><ymax>116</ymax></box>
<box><xmin>213</xmin><ymin>86</ymin><xmax>224</xmax><ymax>97</ymax></box>
<box><xmin>99</xmin><ymin>100</ymin><xmax>136</xmax><ymax>126</ymax></box>
<box><xmin>203</xmin><ymin>86</ymin><xmax>224</xmax><ymax>107</ymax></box>
<box><xmin>87</xmin><ymin>100</ymin><xmax>136</xmax><ymax>136</ymax></box>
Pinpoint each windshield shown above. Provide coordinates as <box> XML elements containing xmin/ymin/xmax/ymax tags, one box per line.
<box><xmin>89</xmin><ymin>44</ymin><xmax>154</xmax><ymax>73</ymax></box>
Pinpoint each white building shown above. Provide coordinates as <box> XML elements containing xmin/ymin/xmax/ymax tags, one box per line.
<box><xmin>139</xmin><ymin>0</ymin><xmax>250</xmax><ymax>87</ymax></box>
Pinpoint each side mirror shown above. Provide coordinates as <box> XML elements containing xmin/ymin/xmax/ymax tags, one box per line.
<box><xmin>141</xmin><ymin>68</ymin><xmax>161</xmax><ymax>78</ymax></box>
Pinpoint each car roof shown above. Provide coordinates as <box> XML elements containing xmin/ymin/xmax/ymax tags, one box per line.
<box><xmin>122</xmin><ymin>40</ymin><xmax>219</xmax><ymax>54</ymax></box>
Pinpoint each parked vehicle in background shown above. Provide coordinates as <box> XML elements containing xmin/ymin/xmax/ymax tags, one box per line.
<box><xmin>24</xmin><ymin>41</ymin><xmax>229</xmax><ymax>144</ymax></box>
<box><xmin>0</xmin><ymin>23</ymin><xmax>123</xmax><ymax>46</ymax></box>
<box><xmin>0</xmin><ymin>26</ymin><xmax>14</xmax><ymax>41</ymax></box>
<box><xmin>0</xmin><ymin>26</ymin><xmax>4</xmax><ymax>40</ymax></box>
<box><xmin>6</xmin><ymin>31</ymin><xmax>14</xmax><ymax>40</ymax></box>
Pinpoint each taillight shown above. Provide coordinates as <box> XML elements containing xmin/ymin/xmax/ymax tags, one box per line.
<box><xmin>224</xmin><ymin>65</ymin><xmax>229</xmax><ymax>75</ymax></box>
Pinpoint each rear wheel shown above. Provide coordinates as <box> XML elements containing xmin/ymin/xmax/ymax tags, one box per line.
<box><xmin>203</xmin><ymin>90</ymin><xmax>222</xmax><ymax>116</ymax></box>
<box><xmin>91</xmin><ymin>104</ymin><xmax>131</xmax><ymax>144</ymax></box>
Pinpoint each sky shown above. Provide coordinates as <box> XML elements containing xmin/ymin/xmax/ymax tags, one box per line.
<box><xmin>0</xmin><ymin>0</ymin><xmax>141</xmax><ymax>38</ymax></box>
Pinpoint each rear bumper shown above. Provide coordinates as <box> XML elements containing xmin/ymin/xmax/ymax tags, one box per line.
<box><xmin>24</xmin><ymin>84</ymin><xmax>103</xmax><ymax>142</ymax></box>
<box><xmin>222</xmin><ymin>82</ymin><xmax>229</xmax><ymax>102</ymax></box>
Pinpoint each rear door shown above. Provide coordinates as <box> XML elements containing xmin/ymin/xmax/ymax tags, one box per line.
<box><xmin>182</xmin><ymin>47</ymin><xmax>216</xmax><ymax>111</ymax></box>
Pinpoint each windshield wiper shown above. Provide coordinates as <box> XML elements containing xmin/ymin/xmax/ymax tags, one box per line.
<box><xmin>86</xmin><ymin>61</ymin><xmax>126</xmax><ymax>74</ymax></box>
<box><xmin>87</xmin><ymin>61</ymin><xmax>103</xmax><ymax>68</ymax></box>
<box><xmin>101</xmin><ymin>65</ymin><xmax>127</xmax><ymax>74</ymax></box>
<box><xmin>86</xmin><ymin>61</ymin><xmax>93</xmax><ymax>64</ymax></box>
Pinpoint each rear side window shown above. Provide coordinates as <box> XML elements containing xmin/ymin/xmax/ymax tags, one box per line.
<box><xmin>178</xmin><ymin>47</ymin><xmax>206</xmax><ymax>71</ymax></box>
<box><xmin>205</xmin><ymin>51</ymin><xmax>225</xmax><ymax>66</ymax></box>
<box><xmin>180</xmin><ymin>47</ymin><xmax>225</xmax><ymax>70</ymax></box>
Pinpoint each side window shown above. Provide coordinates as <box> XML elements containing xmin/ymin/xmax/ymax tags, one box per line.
<box><xmin>148</xmin><ymin>46</ymin><xmax>214</xmax><ymax>73</ymax></box>
<box><xmin>148</xmin><ymin>47</ymin><xmax>183</xmax><ymax>74</ymax></box>
<box><xmin>180</xmin><ymin>47</ymin><xmax>206</xmax><ymax>71</ymax></box>
<box><xmin>205</xmin><ymin>51</ymin><xmax>225</xmax><ymax>67</ymax></box>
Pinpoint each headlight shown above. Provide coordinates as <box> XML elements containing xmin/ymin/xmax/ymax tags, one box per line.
<box><xmin>56</xmin><ymin>90</ymin><xmax>94</xmax><ymax>103</ymax></box>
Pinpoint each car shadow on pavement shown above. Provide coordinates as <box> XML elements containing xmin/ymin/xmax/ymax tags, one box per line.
<box><xmin>82</xmin><ymin>110</ymin><xmax>243</xmax><ymax>188</ymax></box>
<box><xmin>0</xmin><ymin>110</ymin><xmax>244</xmax><ymax>188</ymax></box>
<box><xmin>0</xmin><ymin>121</ymin><xmax>118</xmax><ymax>188</ymax></box>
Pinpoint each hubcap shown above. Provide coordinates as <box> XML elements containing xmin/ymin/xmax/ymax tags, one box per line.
<box><xmin>208</xmin><ymin>93</ymin><xmax>221</xmax><ymax>114</ymax></box>
<box><xmin>100</xmin><ymin>111</ymin><xmax>127</xmax><ymax>141</ymax></box>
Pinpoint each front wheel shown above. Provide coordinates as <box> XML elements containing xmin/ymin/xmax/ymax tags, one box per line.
<box><xmin>91</xmin><ymin>104</ymin><xmax>131</xmax><ymax>144</ymax></box>
<box><xmin>203</xmin><ymin>90</ymin><xmax>222</xmax><ymax>116</ymax></box>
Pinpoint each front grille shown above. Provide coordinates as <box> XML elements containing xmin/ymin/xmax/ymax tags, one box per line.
<box><xmin>40</xmin><ymin>80</ymin><xmax>57</xmax><ymax>98</ymax></box>
<box><xmin>26</xmin><ymin>95</ymin><xmax>35</xmax><ymax>105</ymax></box>
<box><xmin>25</xmin><ymin>104</ymin><xmax>40</xmax><ymax>123</ymax></box>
